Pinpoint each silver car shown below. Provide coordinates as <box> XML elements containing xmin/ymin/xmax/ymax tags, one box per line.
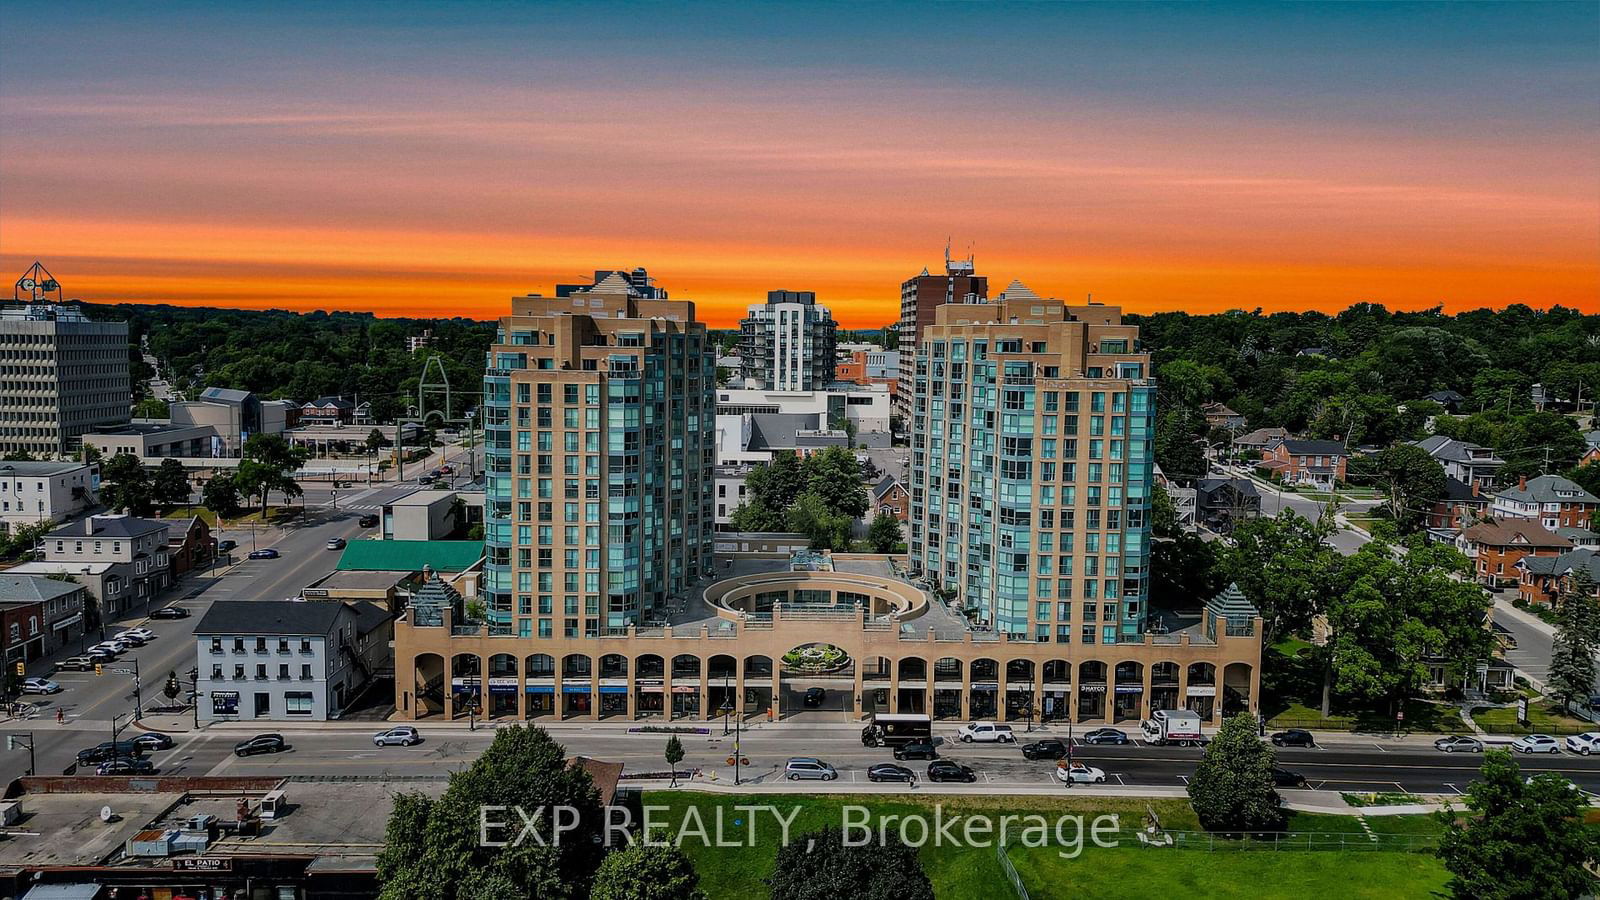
<box><xmin>374</xmin><ymin>726</ymin><xmax>421</xmax><ymax>747</ymax></box>
<box><xmin>1433</xmin><ymin>735</ymin><xmax>1483</xmax><ymax>753</ymax></box>
<box><xmin>784</xmin><ymin>757</ymin><xmax>838</xmax><ymax>781</ymax></box>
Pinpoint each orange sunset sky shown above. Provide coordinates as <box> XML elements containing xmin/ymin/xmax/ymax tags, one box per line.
<box><xmin>1</xmin><ymin>3</ymin><xmax>1596</xmax><ymax>327</ymax></box>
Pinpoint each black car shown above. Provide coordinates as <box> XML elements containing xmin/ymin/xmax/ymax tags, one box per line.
<box><xmin>803</xmin><ymin>687</ymin><xmax>826</xmax><ymax>708</ymax></box>
<box><xmin>217</xmin><ymin>539</ymin><xmax>238</xmax><ymax>553</ymax></box>
<box><xmin>1271</xmin><ymin>766</ymin><xmax>1307</xmax><ymax>787</ymax></box>
<box><xmin>1021</xmin><ymin>739</ymin><xmax>1068</xmax><ymax>760</ymax></box>
<box><xmin>248</xmin><ymin>548</ymin><xmax>280</xmax><ymax>560</ymax></box>
<box><xmin>1270</xmin><ymin>729</ymin><xmax>1315</xmax><ymax>748</ymax></box>
<box><xmin>893</xmin><ymin>740</ymin><xmax>937</xmax><ymax>761</ymax></box>
<box><xmin>1083</xmin><ymin>728</ymin><xmax>1129</xmax><ymax>745</ymax></box>
<box><xmin>76</xmin><ymin>741</ymin><xmax>145</xmax><ymax>764</ymax></box>
<box><xmin>927</xmin><ymin>760</ymin><xmax>978</xmax><ymax>783</ymax></box>
<box><xmin>234</xmin><ymin>733</ymin><xmax>288</xmax><ymax>756</ymax></box>
<box><xmin>359</xmin><ymin>514</ymin><xmax>380</xmax><ymax>528</ymax></box>
<box><xmin>867</xmin><ymin>763</ymin><xmax>916</xmax><ymax>783</ymax></box>
<box><xmin>131</xmin><ymin>732</ymin><xmax>174</xmax><ymax>752</ymax></box>
<box><xmin>150</xmin><ymin>606</ymin><xmax>190</xmax><ymax>619</ymax></box>
<box><xmin>97</xmin><ymin>758</ymin><xmax>156</xmax><ymax>775</ymax></box>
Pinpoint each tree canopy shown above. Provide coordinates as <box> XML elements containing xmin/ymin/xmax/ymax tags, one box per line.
<box><xmin>766</xmin><ymin>826</ymin><xmax>933</xmax><ymax>900</ymax></box>
<box><xmin>590</xmin><ymin>845</ymin><xmax>704</xmax><ymax>900</ymax></box>
<box><xmin>729</xmin><ymin>449</ymin><xmax>869</xmax><ymax>550</ymax></box>
<box><xmin>1186</xmin><ymin>714</ymin><xmax>1284</xmax><ymax>834</ymax></box>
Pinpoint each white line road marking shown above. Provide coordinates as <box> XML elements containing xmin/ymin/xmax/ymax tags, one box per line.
<box><xmin>1442</xmin><ymin>782</ymin><xmax>1463</xmax><ymax>795</ymax></box>
<box><xmin>1114</xmin><ymin>773</ymin><xmax>1128</xmax><ymax>786</ymax></box>
<box><xmin>1177</xmin><ymin>774</ymin><xmax>1190</xmax><ymax>784</ymax></box>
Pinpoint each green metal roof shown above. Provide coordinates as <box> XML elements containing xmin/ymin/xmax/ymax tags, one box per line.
<box><xmin>335</xmin><ymin>540</ymin><xmax>483</xmax><ymax>573</ymax></box>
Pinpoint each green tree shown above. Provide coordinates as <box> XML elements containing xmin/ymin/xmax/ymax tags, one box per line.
<box><xmin>1186</xmin><ymin>714</ymin><xmax>1284</xmax><ymax>834</ymax></box>
<box><xmin>79</xmin><ymin>443</ymin><xmax>102</xmax><ymax>464</ymax></box>
<box><xmin>237</xmin><ymin>433</ymin><xmax>311</xmax><ymax>516</ymax></box>
<box><xmin>133</xmin><ymin>396</ymin><xmax>170</xmax><ymax>419</ymax></box>
<box><xmin>802</xmin><ymin>447</ymin><xmax>868</xmax><ymax>521</ymax></box>
<box><xmin>664</xmin><ymin>735</ymin><xmax>685</xmax><ymax>788</ymax></box>
<box><xmin>766</xmin><ymin>826</ymin><xmax>933</xmax><ymax>900</ymax></box>
<box><xmin>1567</xmin><ymin>461</ymin><xmax>1600</xmax><ymax>499</ymax></box>
<box><xmin>163</xmin><ymin>670</ymin><xmax>181</xmax><ymax>701</ymax></box>
<box><xmin>201</xmin><ymin>474</ymin><xmax>243</xmax><ymax>520</ymax></box>
<box><xmin>365</xmin><ymin>428</ymin><xmax>385</xmax><ymax>454</ymax></box>
<box><xmin>152</xmin><ymin>458</ymin><xmax>192</xmax><ymax>507</ymax></box>
<box><xmin>99</xmin><ymin>452</ymin><xmax>156</xmax><ymax>516</ymax></box>
<box><xmin>728</xmin><ymin>499</ymin><xmax>785</xmax><ymax>533</ymax></box>
<box><xmin>1348</xmin><ymin>444</ymin><xmax>1446</xmax><ymax>533</ymax></box>
<box><xmin>787</xmin><ymin>491</ymin><xmax>851</xmax><ymax>551</ymax></box>
<box><xmin>1</xmin><ymin>450</ymin><xmax>35</xmax><ymax>462</ymax></box>
<box><xmin>0</xmin><ymin>521</ymin><xmax>53</xmax><ymax>561</ymax></box>
<box><xmin>1436</xmin><ymin>751</ymin><xmax>1599</xmax><ymax>899</ymax></box>
<box><xmin>1151</xmin><ymin>533</ymin><xmax>1229</xmax><ymax>608</ymax></box>
<box><xmin>1548</xmin><ymin>571</ymin><xmax>1599</xmax><ymax>715</ymax></box>
<box><xmin>590</xmin><ymin>845</ymin><xmax>704</xmax><ymax>900</ymax></box>
<box><xmin>866</xmin><ymin>511</ymin><xmax>902</xmax><ymax>554</ymax></box>
<box><xmin>375</xmin><ymin>725</ymin><xmax>605</xmax><ymax>899</ymax></box>
<box><xmin>1221</xmin><ymin>511</ymin><xmax>1341</xmax><ymax>646</ymax></box>
<box><xmin>1150</xmin><ymin>481</ymin><xmax>1179</xmax><ymax>537</ymax></box>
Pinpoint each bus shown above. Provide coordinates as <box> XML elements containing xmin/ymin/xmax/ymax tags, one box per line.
<box><xmin>861</xmin><ymin>713</ymin><xmax>933</xmax><ymax>748</ymax></box>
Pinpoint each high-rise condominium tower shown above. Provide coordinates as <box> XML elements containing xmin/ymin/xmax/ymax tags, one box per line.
<box><xmin>737</xmin><ymin>290</ymin><xmax>838</xmax><ymax>391</ymax></box>
<box><xmin>895</xmin><ymin>254</ymin><xmax>988</xmax><ymax>425</ymax></box>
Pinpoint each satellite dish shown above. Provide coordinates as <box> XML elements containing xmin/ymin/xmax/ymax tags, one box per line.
<box><xmin>100</xmin><ymin>805</ymin><xmax>113</xmax><ymax>822</ymax></box>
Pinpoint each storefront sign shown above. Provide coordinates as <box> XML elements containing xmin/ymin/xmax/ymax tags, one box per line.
<box><xmin>1114</xmin><ymin>685</ymin><xmax>1144</xmax><ymax>694</ymax></box>
<box><xmin>174</xmin><ymin>856</ymin><xmax>233</xmax><ymax>871</ymax></box>
<box><xmin>210</xmin><ymin>691</ymin><xmax>239</xmax><ymax>715</ymax></box>
<box><xmin>561</xmin><ymin>683</ymin><xmax>592</xmax><ymax>694</ymax></box>
<box><xmin>1078</xmin><ymin>684</ymin><xmax>1107</xmax><ymax>694</ymax></box>
<box><xmin>1184</xmin><ymin>686</ymin><xmax>1216</xmax><ymax>697</ymax></box>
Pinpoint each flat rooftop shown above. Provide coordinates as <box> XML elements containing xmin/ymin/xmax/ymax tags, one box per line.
<box><xmin>0</xmin><ymin>791</ymin><xmax>185</xmax><ymax>867</ymax></box>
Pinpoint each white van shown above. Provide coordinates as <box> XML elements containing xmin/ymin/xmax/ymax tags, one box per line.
<box><xmin>956</xmin><ymin>721</ymin><xmax>1016</xmax><ymax>744</ymax></box>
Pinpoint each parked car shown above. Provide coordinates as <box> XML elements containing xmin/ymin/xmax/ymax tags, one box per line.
<box><xmin>1511</xmin><ymin>734</ymin><xmax>1561</xmax><ymax>754</ymax></box>
<box><xmin>234</xmin><ymin>734</ymin><xmax>288</xmax><ymax>756</ymax></box>
<box><xmin>1054</xmin><ymin>763</ymin><xmax>1107</xmax><ymax>784</ymax></box>
<box><xmin>217</xmin><ymin>539</ymin><xmax>238</xmax><ymax>553</ymax></box>
<box><xmin>1270</xmin><ymin>729</ymin><xmax>1315</xmax><ymax>748</ymax></box>
<box><xmin>893</xmin><ymin>740</ymin><xmax>937</xmax><ymax>761</ymax></box>
<box><xmin>1271</xmin><ymin>766</ymin><xmax>1307</xmax><ymax>787</ymax></box>
<box><xmin>1021</xmin><ymin>738</ymin><xmax>1068</xmax><ymax>760</ymax></box>
<box><xmin>248</xmin><ymin>548</ymin><xmax>280</xmax><ymax>560</ymax></box>
<box><xmin>439</xmin><ymin>465</ymin><xmax>454</xmax><ymax>475</ymax></box>
<box><xmin>1082</xmin><ymin>728</ymin><xmax>1129</xmax><ymax>745</ymax></box>
<box><xmin>326</xmin><ymin>537</ymin><xmax>347</xmax><ymax>551</ymax></box>
<box><xmin>130</xmin><ymin>732</ymin><xmax>174</xmax><ymax>752</ymax></box>
<box><xmin>89</xmin><ymin>641</ymin><xmax>128</xmax><ymax>655</ymax></box>
<box><xmin>358</xmin><ymin>514</ymin><xmax>380</xmax><ymax>528</ymax></box>
<box><xmin>867</xmin><ymin>763</ymin><xmax>916</xmax><ymax>783</ymax></box>
<box><xmin>374</xmin><ymin>726</ymin><xmax>422</xmax><ymax>747</ymax></box>
<box><xmin>117</xmin><ymin>628</ymin><xmax>155</xmax><ymax>642</ymax></box>
<box><xmin>784</xmin><ymin>757</ymin><xmax>838</xmax><ymax>781</ymax></box>
<box><xmin>1434</xmin><ymin>736</ymin><xmax>1484</xmax><ymax>753</ymax></box>
<box><xmin>803</xmin><ymin>687</ymin><xmax>826</xmax><ymax>708</ymax></box>
<box><xmin>53</xmin><ymin>656</ymin><xmax>96</xmax><ymax>672</ymax></box>
<box><xmin>76</xmin><ymin>741</ymin><xmax>145</xmax><ymax>764</ymax></box>
<box><xmin>21</xmin><ymin>678</ymin><xmax>60</xmax><ymax>694</ymax></box>
<box><xmin>150</xmin><ymin>606</ymin><xmax>190</xmax><ymax>619</ymax></box>
<box><xmin>1565</xmin><ymin>733</ymin><xmax>1600</xmax><ymax>755</ymax></box>
<box><xmin>956</xmin><ymin>721</ymin><xmax>1016</xmax><ymax>744</ymax></box>
<box><xmin>96</xmin><ymin>758</ymin><xmax>156</xmax><ymax>775</ymax></box>
<box><xmin>927</xmin><ymin>760</ymin><xmax>978</xmax><ymax>783</ymax></box>
<box><xmin>86</xmin><ymin>648</ymin><xmax>116</xmax><ymax>663</ymax></box>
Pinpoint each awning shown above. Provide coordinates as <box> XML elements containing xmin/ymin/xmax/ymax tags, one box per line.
<box><xmin>23</xmin><ymin>884</ymin><xmax>103</xmax><ymax>900</ymax></box>
<box><xmin>51</xmin><ymin>614</ymin><xmax>83</xmax><ymax>630</ymax></box>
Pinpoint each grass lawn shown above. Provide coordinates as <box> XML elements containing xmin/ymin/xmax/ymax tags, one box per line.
<box><xmin>1008</xmin><ymin>847</ymin><xmax>1449</xmax><ymax>900</ymax></box>
<box><xmin>1262</xmin><ymin>640</ymin><xmax>1461</xmax><ymax>734</ymax></box>
<box><xmin>1471</xmin><ymin>700</ymin><xmax>1590</xmax><ymax>734</ymax></box>
<box><xmin>643</xmin><ymin>792</ymin><xmax>1429</xmax><ymax>899</ymax></box>
<box><xmin>161</xmin><ymin>504</ymin><xmax>302</xmax><ymax>526</ymax></box>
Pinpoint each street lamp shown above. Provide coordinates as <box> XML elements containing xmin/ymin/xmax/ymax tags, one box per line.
<box><xmin>720</xmin><ymin>672</ymin><xmax>732</xmax><ymax>735</ymax></box>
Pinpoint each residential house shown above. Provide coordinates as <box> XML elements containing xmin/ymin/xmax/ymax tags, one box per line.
<box><xmin>1457</xmin><ymin>520</ymin><xmax>1571</xmax><ymax>588</ymax></box>
<box><xmin>1200</xmin><ymin>402</ymin><xmax>1245</xmax><ymax>431</ymax></box>
<box><xmin>1581</xmin><ymin>443</ymin><xmax>1600</xmax><ymax>468</ymax></box>
<box><xmin>1425</xmin><ymin>477</ymin><xmax>1490</xmax><ymax>532</ymax></box>
<box><xmin>7</xmin><ymin>515</ymin><xmax>172</xmax><ymax>619</ymax></box>
<box><xmin>194</xmin><ymin>600</ymin><xmax>394</xmax><ymax>722</ymax></box>
<box><xmin>1518</xmin><ymin>547</ymin><xmax>1600</xmax><ymax>607</ymax></box>
<box><xmin>1196</xmin><ymin>477</ymin><xmax>1261</xmax><ymax>532</ymax></box>
<box><xmin>1233</xmin><ymin>427</ymin><xmax>1289</xmax><ymax>454</ymax></box>
<box><xmin>1425</xmin><ymin>390</ymin><xmax>1468</xmax><ymax>414</ymax></box>
<box><xmin>0</xmin><ymin>460</ymin><xmax>96</xmax><ymax>536</ymax></box>
<box><xmin>713</xmin><ymin>464</ymin><xmax>751</xmax><ymax>527</ymax></box>
<box><xmin>1412</xmin><ymin>435</ymin><xmax>1504</xmax><ymax>489</ymax></box>
<box><xmin>161</xmin><ymin>515</ymin><xmax>214</xmax><ymax>577</ymax></box>
<box><xmin>1492</xmin><ymin>474</ymin><xmax>1600</xmax><ymax>530</ymax></box>
<box><xmin>1557</xmin><ymin>526</ymin><xmax>1600</xmax><ymax>549</ymax></box>
<box><xmin>870</xmin><ymin>474</ymin><xmax>910</xmax><ymax>523</ymax></box>
<box><xmin>352</xmin><ymin>401</ymin><xmax>375</xmax><ymax>426</ymax></box>
<box><xmin>1258</xmin><ymin>439</ymin><xmax>1348</xmax><ymax>489</ymax></box>
<box><xmin>299</xmin><ymin>396</ymin><xmax>356</xmax><ymax>427</ymax></box>
<box><xmin>0</xmin><ymin>575</ymin><xmax>85</xmax><ymax>656</ymax></box>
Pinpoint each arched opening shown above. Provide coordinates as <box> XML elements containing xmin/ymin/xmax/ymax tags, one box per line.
<box><xmin>969</xmin><ymin>658</ymin><xmax>1000</xmax><ymax>719</ymax></box>
<box><xmin>1113</xmin><ymin>662</ymin><xmax>1144</xmax><ymax>723</ymax></box>
<box><xmin>412</xmin><ymin>652</ymin><xmax>444</xmax><ymax>719</ymax></box>
<box><xmin>743</xmin><ymin>655</ymin><xmax>773</xmax><ymax>720</ymax></box>
<box><xmin>450</xmin><ymin>653</ymin><xmax>481</xmax><ymax>720</ymax></box>
<box><xmin>635</xmin><ymin>654</ymin><xmax>665</xmax><ymax>719</ymax></box>
<box><xmin>708</xmin><ymin>654</ymin><xmax>739</xmax><ymax>722</ymax></box>
<box><xmin>599</xmin><ymin>654</ymin><xmax>629</xmax><ymax>718</ymax></box>
<box><xmin>1150</xmin><ymin>661</ymin><xmax>1180</xmax><ymax>714</ymax></box>
<box><xmin>933</xmin><ymin>657</ymin><xmax>963</xmax><ymax>720</ymax></box>
<box><xmin>1186</xmin><ymin>662</ymin><xmax>1217</xmax><ymax>720</ymax></box>
<box><xmin>1005</xmin><ymin>660</ymin><xmax>1036</xmax><ymax>723</ymax></box>
<box><xmin>860</xmin><ymin>655</ymin><xmax>891</xmax><ymax>716</ymax></box>
<box><xmin>1041</xmin><ymin>659</ymin><xmax>1071</xmax><ymax>721</ymax></box>
<box><xmin>894</xmin><ymin>657</ymin><xmax>928</xmax><ymax>715</ymax></box>
<box><xmin>525</xmin><ymin>654</ymin><xmax>555</xmax><ymax>718</ymax></box>
<box><xmin>671</xmin><ymin>655</ymin><xmax>702</xmax><ymax>719</ymax></box>
<box><xmin>1223</xmin><ymin>662</ymin><xmax>1254</xmax><ymax>718</ymax></box>
<box><xmin>1078</xmin><ymin>661</ymin><xmax>1108</xmax><ymax>722</ymax></box>
<box><xmin>487</xmin><ymin>653</ymin><xmax>519</xmax><ymax>718</ymax></box>
<box><xmin>562</xmin><ymin>654</ymin><xmax>593</xmax><ymax>719</ymax></box>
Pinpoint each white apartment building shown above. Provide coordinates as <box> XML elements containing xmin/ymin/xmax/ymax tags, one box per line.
<box><xmin>0</xmin><ymin>460</ymin><xmax>96</xmax><ymax>535</ymax></box>
<box><xmin>9</xmin><ymin>515</ymin><xmax>171</xmax><ymax>619</ymax></box>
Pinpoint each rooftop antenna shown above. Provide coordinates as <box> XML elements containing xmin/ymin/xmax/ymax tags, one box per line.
<box><xmin>944</xmin><ymin>236</ymin><xmax>951</xmax><ymax>267</ymax></box>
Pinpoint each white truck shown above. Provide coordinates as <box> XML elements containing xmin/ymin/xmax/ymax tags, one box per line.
<box><xmin>1141</xmin><ymin>709</ymin><xmax>1205</xmax><ymax>747</ymax></box>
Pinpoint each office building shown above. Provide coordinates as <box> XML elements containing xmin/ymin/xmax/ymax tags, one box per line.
<box><xmin>909</xmin><ymin>284</ymin><xmax>1155</xmax><ymax>641</ymax></box>
<box><xmin>738</xmin><ymin>290</ymin><xmax>838</xmax><ymax>391</ymax></box>
<box><xmin>479</xmin><ymin>273</ymin><xmax>716</xmax><ymax>635</ymax></box>
<box><xmin>895</xmin><ymin>253</ymin><xmax>988</xmax><ymax>424</ymax></box>
<box><xmin>0</xmin><ymin>301</ymin><xmax>130</xmax><ymax>457</ymax></box>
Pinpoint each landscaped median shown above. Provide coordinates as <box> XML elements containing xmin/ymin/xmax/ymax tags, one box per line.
<box><xmin>642</xmin><ymin>791</ymin><xmax>1448</xmax><ymax>899</ymax></box>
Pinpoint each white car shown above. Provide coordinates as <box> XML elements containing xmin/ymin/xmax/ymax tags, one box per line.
<box><xmin>1564</xmin><ymin>733</ymin><xmax>1600</xmax><ymax>755</ymax></box>
<box><xmin>117</xmin><ymin>628</ymin><xmax>155</xmax><ymax>641</ymax></box>
<box><xmin>1054</xmin><ymin>763</ymin><xmax>1107</xmax><ymax>784</ymax></box>
<box><xmin>956</xmin><ymin>721</ymin><xmax>1017</xmax><ymax>744</ymax></box>
<box><xmin>89</xmin><ymin>641</ymin><xmax>128</xmax><ymax>655</ymax></box>
<box><xmin>1511</xmin><ymin>734</ymin><xmax>1561</xmax><ymax>754</ymax></box>
<box><xmin>373</xmin><ymin>726</ymin><xmax>422</xmax><ymax>747</ymax></box>
<box><xmin>21</xmin><ymin>677</ymin><xmax>60</xmax><ymax>694</ymax></box>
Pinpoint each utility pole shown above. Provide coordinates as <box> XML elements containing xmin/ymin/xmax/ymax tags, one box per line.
<box><xmin>132</xmin><ymin>658</ymin><xmax>143</xmax><ymax>722</ymax></box>
<box><xmin>6</xmin><ymin>733</ymin><xmax>35</xmax><ymax>776</ymax></box>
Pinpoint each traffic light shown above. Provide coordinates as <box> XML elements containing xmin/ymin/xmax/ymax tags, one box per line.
<box><xmin>94</xmin><ymin>664</ymin><xmax>103</xmax><ymax>676</ymax></box>
<box><xmin>13</xmin><ymin>662</ymin><xmax>22</xmax><ymax>676</ymax></box>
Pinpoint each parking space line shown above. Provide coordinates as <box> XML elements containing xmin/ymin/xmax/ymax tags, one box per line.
<box><xmin>1442</xmin><ymin>783</ymin><xmax>1463</xmax><ymax>795</ymax></box>
<box><xmin>1370</xmin><ymin>743</ymin><xmax>1386</xmax><ymax>752</ymax></box>
<box><xmin>1114</xmin><ymin>773</ymin><xmax>1128</xmax><ymax>786</ymax></box>
<box><xmin>983</xmin><ymin>772</ymin><xmax>994</xmax><ymax>783</ymax></box>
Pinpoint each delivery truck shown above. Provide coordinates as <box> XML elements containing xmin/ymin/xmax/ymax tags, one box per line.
<box><xmin>1141</xmin><ymin>709</ymin><xmax>1205</xmax><ymax>747</ymax></box>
